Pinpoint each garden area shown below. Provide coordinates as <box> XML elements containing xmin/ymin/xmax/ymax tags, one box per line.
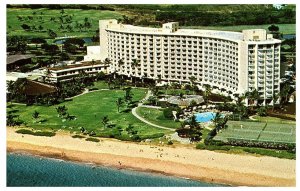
<box><xmin>7</xmin><ymin>88</ymin><xmax>171</xmax><ymax>141</ymax></box>
<box><xmin>135</xmin><ymin>107</ymin><xmax>181</xmax><ymax>129</ymax></box>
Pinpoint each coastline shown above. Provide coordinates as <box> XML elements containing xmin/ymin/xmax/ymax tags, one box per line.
<box><xmin>6</xmin><ymin>127</ymin><xmax>296</xmax><ymax>187</ymax></box>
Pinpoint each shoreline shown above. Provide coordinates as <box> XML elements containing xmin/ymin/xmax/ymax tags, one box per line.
<box><xmin>6</xmin><ymin>127</ymin><xmax>296</xmax><ymax>187</ymax></box>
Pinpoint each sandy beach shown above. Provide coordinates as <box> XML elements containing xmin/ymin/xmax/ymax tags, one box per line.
<box><xmin>7</xmin><ymin>127</ymin><xmax>295</xmax><ymax>187</ymax></box>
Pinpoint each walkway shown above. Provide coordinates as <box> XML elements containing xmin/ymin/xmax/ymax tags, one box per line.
<box><xmin>132</xmin><ymin>107</ymin><xmax>175</xmax><ymax>131</ymax></box>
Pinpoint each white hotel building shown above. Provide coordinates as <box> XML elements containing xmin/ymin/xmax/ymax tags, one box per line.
<box><xmin>86</xmin><ymin>19</ymin><xmax>281</xmax><ymax>105</ymax></box>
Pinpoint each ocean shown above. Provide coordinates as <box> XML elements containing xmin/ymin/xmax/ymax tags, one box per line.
<box><xmin>7</xmin><ymin>152</ymin><xmax>224</xmax><ymax>187</ymax></box>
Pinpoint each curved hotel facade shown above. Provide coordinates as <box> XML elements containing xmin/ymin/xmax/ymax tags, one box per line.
<box><xmin>93</xmin><ymin>19</ymin><xmax>281</xmax><ymax>105</ymax></box>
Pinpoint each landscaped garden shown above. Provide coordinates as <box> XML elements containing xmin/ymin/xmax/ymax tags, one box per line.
<box><xmin>135</xmin><ymin>107</ymin><xmax>181</xmax><ymax>129</ymax></box>
<box><xmin>7</xmin><ymin>88</ymin><xmax>172</xmax><ymax>141</ymax></box>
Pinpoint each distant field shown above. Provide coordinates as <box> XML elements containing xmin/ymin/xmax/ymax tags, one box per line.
<box><xmin>182</xmin><ymin>24</ymin><xmax>296</xmax><ymax>34</ymax></box>
<box><xmin>7</xmin><ymin>8</ymin><xmax>296</xmax><ymax>39</ymax></box>
<box><xmin>7</xmin><ymin>8</ymin><xmax>123</xmax><ymax>38</ymax></box>
<box><xmin>214</xmin><ymin>120</ymin><xmax>296</xmax><ymax>143</ymax></box>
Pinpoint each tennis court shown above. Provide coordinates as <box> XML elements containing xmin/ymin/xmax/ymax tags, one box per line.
<box><xmin>214</xmin><ymin>120</ymin><xmax>296</xmax><ymax>143</ymax></box>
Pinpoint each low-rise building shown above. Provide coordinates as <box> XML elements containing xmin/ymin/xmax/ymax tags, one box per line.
<box><xmin>46</xmin><ymin>61</ymin><xmax>108</xmax><ymax>83</ymax></box>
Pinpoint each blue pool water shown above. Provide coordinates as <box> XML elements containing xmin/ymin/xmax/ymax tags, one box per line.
<box><xmin>195</xmin><ymin>112</ymin><xmax>217</xmax><ymax>123</ymax></box>
<box><xmin>7</xmin><ymin>153</ymin><xmax>224</xmax><ymax>187</ymax></box>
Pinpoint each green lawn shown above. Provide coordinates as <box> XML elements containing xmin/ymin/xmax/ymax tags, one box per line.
<box><xmin>7</xmin><ymin>88</ymin><xmax>171</xmax><ymax>138</ymax></box>
<box><xmin>214</xmin><ymin>120</ymin><xmax>296</xmax><ymax>143</ymax></box>
<box><xmin>7</xmin><ymin>8</ymin><xmax>123</xmax><ymax>38</ymax></box>
<box><xmin>135</xmin><ymin>107</ymin><xmax>181</xmax><ymax>129</ymax></box>
<box><xmin>89</xmin><ymin>81</ymin><xmax>109</xmax><ymax>90</ymax></box>
<box><xmin>182</xmin><ymin>23</ymin><xmax>296</xmax><ymax>34</ymax></box>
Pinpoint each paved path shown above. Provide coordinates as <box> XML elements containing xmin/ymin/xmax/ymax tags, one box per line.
<box><xmin>249</xmin><ymin>115</ymin><xmax>259</xmax><ymax>121</ymax></box>
<box><xmin>132</xmin><ymin>107</ymin><xmax>175</xmax><ymax>131</ymax></box>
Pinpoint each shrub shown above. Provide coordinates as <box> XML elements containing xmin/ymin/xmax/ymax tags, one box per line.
<box><xmin>33</xmin><ymin>131</ymin><xmax>56</xmax><ymax>137</ymax></box>
<box><xmin>167</xmin><ymin>140</ymin><xmax>173</xmax><ymax>145</ymax></box>
<box><xmin>72</xmin><ymin>135</ymin><xmax>85</xmax><ymax>139</ymax></box>
<box><xmin>140</xmin><ymin>133</ymin><xmax>165</xmax><ymax>140</ymax></box>
<box><xmin>163</xmin><ymin>107</ymin><xmax>174</xmax><ymax>119</ymax></box>
<box><xmin>16</xmin><ymin>129</ymin><xmax>55</xmax><ymax>137</ymax></box>
<box><xmin>85</xmin><ymin>137</ymin><xmax>100</xmax><ymax>142</ymax></box>
<box><xmin>196</xmin><ymin>144</ymin><xmax>231</xmax><ymax>151</ymax></box>
<box><xmin>226</xmin><ymin>139</ymin><xmax>295</xmax><ymax>152</ymax></box>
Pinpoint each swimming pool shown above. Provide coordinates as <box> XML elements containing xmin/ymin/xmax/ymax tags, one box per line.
<box><xmin>194</xmin><ymin>112</ymin><xmax>219</xmax><ymax>123</ymax></box>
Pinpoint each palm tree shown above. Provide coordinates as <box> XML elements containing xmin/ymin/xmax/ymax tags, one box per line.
<box><xmin>32</xmin><ymin>110</ymin><xmax>40</xmax><ymax>122</ymax></box>
<box><xmin>116</xmin><ymin>97</ymin><xmax>123</xmax><ymax>113</ymax></box>
<box><xmin>245</xmin><ymin>89</ymin><xmax>260</xmax><ymax>107</ymax></box>
<box><xmin>123</xmin><ymin>87</ymin><xmax>133</xmax><ymax>103</ymax></box>
<box><xmin>118</xmin><ymin>59</ymin><xmax>124</xmax><ymax>70</ymax></box>
<box><xmin>203</xmin><ymin>84</ymin><xmax>211</xmax><ymax>106</ymax></box>
<box><xmin>131</xmin><ymin>58</ymin><xmax>140</xmax><ymax>79</ymax></box>
<box><xmin>189</xmin><ymin>76</ymin><xmax>197</xmax><ymax>94</ymax></box>
<box><xmin>280</xmin><ymin>84</ymin><xmax>292</xmax><ymax>104</ymax></box>
<box><xmin>7</xmin><ymin>81</ymin><xmax>15</xmax><ymax>103</ymax></box>
<box><xmin>102</xmin><ymin>115</ymin><xmax>109</xmax><ymax>128</ymax></box>
<box><xmin>271</xmin><ymin>92</ymin><xmax>280</xmax><ymax>112</ymax></box>
<box><xmin>104</xmin><ymin>58</ymin><xmax>111</xmax><ymax>66</ymax></box>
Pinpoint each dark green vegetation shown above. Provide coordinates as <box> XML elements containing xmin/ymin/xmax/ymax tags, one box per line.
<box><xmin>7</xmin><ymin>88</ymin><xmax>170</xmax><ymax>141</ymax></box>
<box><xmin>15</xmin><ymin>129</ymin><xmax>56</xmax><ymax>137</ymax></box>
<box><xmin>85</xmin><ymin>137</ymin><xmax>100</xmax><ymax>142</ymax></box>
<box><xmin>71</xmin><ymin>134</ymin><xmax>85</xmax><ymax>139</ymax></box>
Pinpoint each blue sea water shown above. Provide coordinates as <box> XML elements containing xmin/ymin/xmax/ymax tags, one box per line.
<box><xmin>7</xmin><ymin>153</ymin><xmax>223</xmax><ymax>187</ymax></box>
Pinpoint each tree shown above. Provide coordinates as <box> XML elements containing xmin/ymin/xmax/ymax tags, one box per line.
<box><xmin>212</xmin><ymin>112</ymin><xmax>228</xmax><ymax>131</ymax></box>
<box><xmin>126</xmin><ymin>124</ymin><xmax>137</xmax><ymax>135</ymax></box>
<box><xmin>7</xmin><ymin>81</ymin><xmax>15</xmax><ymax>103</ymax></box>
<box><xmin>104</xmin><ymin>58</ymin><xmax>111</xmax><ymax>66</ymax></box>
<box><xmin>189</xmin><ymin>76</ymin><xmax>197</xmax><ymax>94</ymax></box>
<box><xmin>38</xmin><ymin>25</ymin><xmax>43</xmax><ymax>31</ymax></box>
<box><xmin>59</xmin><ymin>52</ymin><xmax>70</xmax><ymax>61</ymax></box>
<box><xmin>245</xmin><ymin>89</ymin><xmax>260</xmax><ymax>107</ymax></box>
<box><xmin>203</xmin><ymin>84</ymin><xmax>211</xmax><ymax>106</ymax></box>
<box><xmin>123</xmin><ymin>87</ymin><xmax>133</xmax><ymax>103</ymax></box>
<box><xmin>131</xmin><ymin>58</ymin><xmax>140</xmax><ymax>75</ymax></box>
<box><xmin>7</xmin><ymin>36</ymin><xmax>27</xmax><ymax>53</ymax></box>
<box><xmin>271</xmin><ymin>92</ymin><xmax>280</xmax><ymax>112</ymax></box>
<box><xmin>268</xmin><ymin>24</ymin><xmax>279</xmax><ymax>32</ymax></box>
<box><xmin>21</xmin><ymin>24</ymin><xmax>31</xmax><ymax>31</ymax></box>
<box><xmin>32</xmin><ymin>110</ymin><xmax>40</xmax><ymax>121</ymax></box>
<box><xmin>102</xmin><ymin>115</ymin><xmax>109</xmax><ymax>128</ymax></box>
<box><xmin>256</xmin><ymin>106</ymin><xmax>267</xmax><ymax>116</ymax></box>
<box><xmin>176</xmin><ymin>115</ymin><xmax>202</xmax><ymax>142</ymax></box>
<box><xmin>116</xmin><ymin>97</ymin><xmax>123</xmax><ymax>113</ymax></box>
<box><xmin>56</xmin><ymin>105</ymin><xmax>68</xmax><ymax>118</ymax></box>
<box><xmin>96</xmin><ymin>71</ymin><xmax>106</xmax><ymax>81</ymax></box>
<box><xmin>280</xmin><ymin>84</ymin><xmax>292</xmax><ymax>104</ymax></box>
<box><xmin>48</xmin><ymin>29</ymin><xmax>57</xmax><ymax>38</ymax></box>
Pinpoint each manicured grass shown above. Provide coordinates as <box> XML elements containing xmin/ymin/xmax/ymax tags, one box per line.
<box><xmin>214</xmin><ymin>119</ymin><xmax>296</xmax><ymax>143</ymax></box>
<box><xmin>89</xmin><ymin>81</ymin><xmax>109</xmax><ymax>90</ymax></box>
<box><xmin>252</xmin><ymin>115</ymin><xmax>296</xmax><ymax>124</ymax></box>
<box><xmin>7</xmin><ymin>88</ymin><xmax>171</xmax><ymax>139</ymax></box>
<box><xmin>182</xmin><ymin>23</ymin><xmax>296</xmax><ymax>34</ymax></box>
<box><xmin>135</xmin><ymin>107</ymin><xmax>181</xmax><ymax>129</ymax></box>
<box><xmin>7</xmin><ymin>8</ymin><xmax>123</xmax><ymax>38</ymax></box>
